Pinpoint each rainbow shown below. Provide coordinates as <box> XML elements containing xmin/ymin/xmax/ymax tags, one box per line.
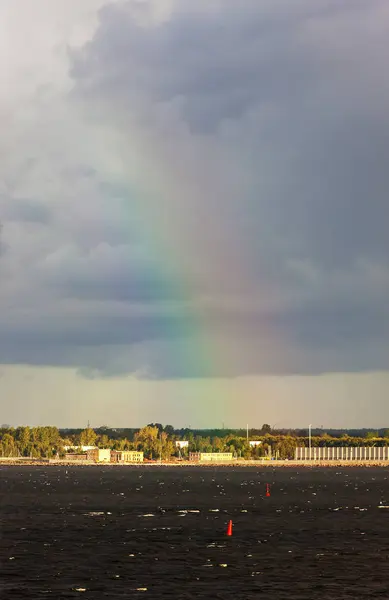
<box><xmin>99</xmin><ymin>120</ymin><xmax>280</xmax><ymax>425</ymax></box>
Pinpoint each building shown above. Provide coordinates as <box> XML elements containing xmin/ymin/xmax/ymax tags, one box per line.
<box><xmin>176</xmin><ymin>441</ymin><xmax>189</xmax><ymax>449</ymax></box>
<box><xmin>189</xmin><ymin>452</ymin><xmax>234</xmax><ymax>462</ymax></box>
<box><xmin>295</xmin><ymin>446</ymin><xmax>389</xmax><ymax>461</ymax></box>
<box><xmin>110</xmin><ymin>450</ymin><xmax>144</xmax><ymax>463</ymax></box>
<box><xmin>63</xmin><ymin>446</ymin><xmax>97</xmax><ymax>452</ymax></box>
<box><xmin>64</xmin><ymin>453</ymin><xmax>88</xmax><ymax>461</ymax></box>
<box><xmin>87</xmin><ymin>448</ymin><xmax>111</xmax><ymax>462</ymax></box>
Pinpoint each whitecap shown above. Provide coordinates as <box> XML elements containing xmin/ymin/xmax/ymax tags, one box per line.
<box><xmin>84</xmin><ymin>512</ymin><xmax>104</xmax><ymax>516</ymax></box>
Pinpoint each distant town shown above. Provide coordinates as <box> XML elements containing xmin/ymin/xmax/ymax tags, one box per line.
<box><xmin>1</xmin><ymin>423</ymin><xmax>389</xmax><ymax>463</ymax></box>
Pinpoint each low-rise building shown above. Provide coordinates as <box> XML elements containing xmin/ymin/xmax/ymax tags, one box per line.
<box><xmin>63</xmin><ymin>445</ymin><xmax>97</xmax><ymax>452</ymax></box>
<box><xmin>111</xmin><ymin>450</ymin><xmax>144</xmax><ymax>463</ymax></box>
<box><xmin>189</xmin><ymin>452</ymin><xmax>234</xmax><ymax>462</ymax></box>
<box><xmin>64</xmin><ymin>453</ymin><xmax>88</xmax><ymax>461</ymax></box>
<box><xmin>87</xmin><ymin>448</ymin><xmax>111</xmax><ymax>462</ymax></box>
<box><xmin>295</xmin><ymin>446</ymin><xmax>389</xmax><ymax>461</ymax></box>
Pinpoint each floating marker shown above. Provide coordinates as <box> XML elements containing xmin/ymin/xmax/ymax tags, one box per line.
<box><xmin>266</xmin><ymin>484</ymin><xmax>271</xmax><ymax>497</ymax></box>
<box><xmin>226</xmin><ymin>520</ymin><xmax>233</xmax><ymax>536</ymax></box>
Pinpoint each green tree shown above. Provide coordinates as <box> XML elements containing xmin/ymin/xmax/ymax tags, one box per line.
<box><xmin>147</xmin><ymin>423</ymin><xmax>163</xmax><ymax>433</ymax></box>
<box><xmin>261</xmin><ymin>424</ymin><xmax>272</xmax><ymax>435</ymax></box>
<box><xmin>161</xmin><ymin>432</ymin><xmax>175</xmax><ymax>460</ymax></box>
<box><xmin>212</xmin><ymin>437</ymin><xmax>225</xmax><ymax>452</ymax></box>
<box><xmin>79</xmin><ymin>428</ymin><xmax>97</xmax><ymax>446</ymax></box>
<box><xmin>134</xmin><ymin>426</ymin><xmax>160</xmax><ymax>458</ymax></box>
<box><xmin>15</xmin><ymin>426</ymin><xmax>31</xmax><ymax>456</ymax></box>
<box><xmin>1</xmin><ymin>433</ymin><xmax>16</xmax><ymax>456</ymax></box>
<box><xmin>97</xmin><ymin>434</ymin><xmax>110</xmax><ymax>448</ymax></box>
<box><xmin>275</xmin><ymin>436</ymin><xmax>298</xmax><ymax>459</ymax></box>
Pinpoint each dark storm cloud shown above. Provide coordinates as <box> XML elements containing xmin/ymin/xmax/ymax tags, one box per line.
<box><xmin>1</xmin><ymin>0</ymin><xmax>389</xmax><ymax>379</ymax></box>
<box><xmin>72</xmin><ymin>0</ymin><xmax>389</xmax><ymax>267</ymax></box>
<box><xmin>2</xmin><ymin>198</ymin><xmax>52</xmax><ymax>224</ymax></box>
<box><xmin>73</xmin><ymin>1</ymin><xmax>389</xmax><ymax>266</ymax></box>
<box><xmin>0</xmin><ymin>311</ymin><xmax>194</xmax><ymax>353</ymax></box>
<box><xmin>64</xmin><ymin>0</ymin><xmax>389</xmax><ymax>376</ymax></box>
<box><xmin>72</xmin><ymin>0</ymin><xmax>370</xmax><ymax>132</ymax></box>
<box><xmin>42</xmin><ymin>252</ymin><xmax>182</xmax><ymax>303</ymax></box>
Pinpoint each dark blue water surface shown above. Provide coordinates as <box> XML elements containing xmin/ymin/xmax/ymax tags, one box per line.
<box><xmin>2</xmin><ymin>466</ymin><xmax>389</xmax><ymax>599</ymax></box>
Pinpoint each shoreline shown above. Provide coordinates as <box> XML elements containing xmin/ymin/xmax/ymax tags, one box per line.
<box><xmin>1</xmin><ymin>458</ymin><xmax>389</xmax><ymax>467</ymax></box>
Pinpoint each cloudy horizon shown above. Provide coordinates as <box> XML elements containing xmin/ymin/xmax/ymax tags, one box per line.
<box><xmin>1</xmin><ymin>0</ymin><xmax>389</xmax><ymax>428</ymax></box>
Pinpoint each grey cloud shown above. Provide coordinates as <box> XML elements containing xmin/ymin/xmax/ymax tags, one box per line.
<box><xmin>71</xmin><ymin>0</ymin><xmax>380</xmax><ymax>132</ymax></box>
<box><xmin>66</xmin><ymin>0</ymin><xmax>389</xmax><ymax>376</ymax></box>
<box><xmin>37</xmin><ymin>244</ymin><xmax>183</xmax><ymax>303</ymax></box>
<box><xmin>0</xmin><ymin>311</ymin><xmax>193</xmax><ymax>350</ymax></box>
<box><xmin>70</xmin><ymin>0</ymin><xmax>389</xmax><ymax>265</ymax></box>
<box><xmin>2</xmin><ymin>198</ymin><xmax>52</xmax><ymax>224</ymax></box>
<box><xmin>1</xmin><ymin>0</ymin><xmax>389</xmax><ymax>380</ymax></box>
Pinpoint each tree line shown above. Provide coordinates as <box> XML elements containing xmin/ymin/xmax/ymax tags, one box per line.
<box><xmin>1</xmin><ymin>424</ymin><xmax>389</xmax><ymax>460</ymax></box>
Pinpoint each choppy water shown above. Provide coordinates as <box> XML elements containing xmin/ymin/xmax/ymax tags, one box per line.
<box><xmin>2</xmin><ymin>466</ymin><xmax>389</xmax><ymax>599</ymax></box>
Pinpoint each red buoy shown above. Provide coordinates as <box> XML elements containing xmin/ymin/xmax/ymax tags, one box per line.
<box><xmin>226</xmin><ymin>519</ymin><xmax>233</xmax><ymax>536</ymax></box>
<box><xmin>266</xmin><ymin>483</ymin><xmax>271</xmax><ymax>497</ymax></box>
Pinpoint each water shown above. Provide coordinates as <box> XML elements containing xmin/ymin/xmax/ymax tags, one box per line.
<box><xmin>2</xmin><ymin>466</ymin><xmax>389</xmax><ymax>598</ymax></box>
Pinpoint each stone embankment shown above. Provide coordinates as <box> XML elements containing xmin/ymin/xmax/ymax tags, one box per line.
<box><xmin>1</xmin><ymin>457</ymin><xmax>389</xmax><ymax>467</ymax></box>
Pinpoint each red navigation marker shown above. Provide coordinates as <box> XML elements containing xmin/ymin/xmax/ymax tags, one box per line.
<box><xmin>226</xmin><ymin>519</ymin><xmax>233</xmax><ymax>536</ymax></box>
<box><xmin>266</xmin><ymin>483</ymin><xmax>271</xmax><ymax>497</ymax></box>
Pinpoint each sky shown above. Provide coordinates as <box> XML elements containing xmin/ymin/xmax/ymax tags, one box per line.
<box><xmin>1</xmin><ymin>0</ymin><xmax>389</xmax><ymax>429</ymax></box>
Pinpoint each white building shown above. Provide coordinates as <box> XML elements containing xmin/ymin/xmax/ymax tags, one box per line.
<box><xmin>175</xmin><ymin>441</ymin><xmax>189</xmax><ymax>448</ymax></box>
<box><xmin>295</xmin><ymin>446</ymin><xmax>389</xmax><ymax>461</ymax></box>
<box><xmin>87</xmin><ymin>448</ymin><xmax>111</xmax><ymax>462</ymax></box>
<box><xmin>189</xmin><ymin>452</ymin><xmax>234</xmax><ymax>462</ymax></box>
<box><xmin>63</xmin><ymin>445</ymin><xmax>97</xmax><ymax>452</ymax></box>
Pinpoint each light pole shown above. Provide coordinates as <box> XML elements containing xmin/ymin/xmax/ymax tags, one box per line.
<box><xmin>309</xmin><ymin>424</ymin><xmax>312</xmax><ymax>459</ymax></box>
